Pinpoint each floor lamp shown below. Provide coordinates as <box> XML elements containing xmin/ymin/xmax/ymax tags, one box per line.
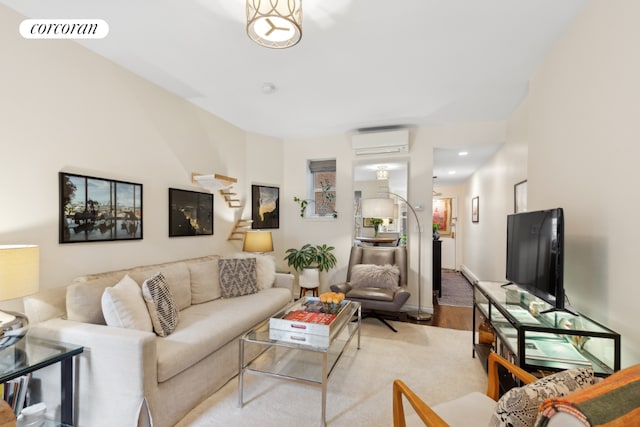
<box><xmin>361</xmin><ymin>193</ymin><xmax>432</xmax><ymax>321</ymax></box>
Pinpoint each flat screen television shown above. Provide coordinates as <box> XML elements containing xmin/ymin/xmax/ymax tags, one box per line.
<box><xmin>506</xmin><ymin>208</ymin><xmax>573</xmax><ymax>314</ymax></box>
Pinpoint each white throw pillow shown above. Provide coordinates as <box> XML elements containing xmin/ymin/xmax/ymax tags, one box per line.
<box><xmin>234</xmin><ymin>253</ymin><xmax>276</xmax><ymax>290</ymax></box>
<box><xmin>142</xmin><ymin>272</ymin><xmax>179</xmax><ymax>337</ymax></box>
<box><xmin>101</xmin><ymin>275</ymin><xmax>153</xmax><ymax>332</ymax></box>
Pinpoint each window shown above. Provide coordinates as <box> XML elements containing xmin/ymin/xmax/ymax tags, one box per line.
<box><xmin>308</xmin><ymin>159</ymin><xmax>336</xmax><ymax>217</ymax></box>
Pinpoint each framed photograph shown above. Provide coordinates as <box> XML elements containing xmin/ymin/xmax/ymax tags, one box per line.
<box><xmin>251</xmin><ymin>185</ymin><xmax>279</xmax><ymax>229</ymax></box>
<box><xmin>432</xmin><ymin>198</ymin><xmax>452</xmax><ymax>236</ymax></box>
<box><xmin>514</xmin><ymin>180</ymin><xmax>528</xmax><ymax>213</ymax></box>
<box><xmin>169</xmin><ymin>188</ymin><xmax>213</xmax><ymax>236</ymax></box>
<box><xmin>471</xmin><ymin>196</ymin><xmax>479</xmax><ymax>223</ymax></box>
<box><xmin>59</xmin><ymin>172</ymin><xmax>143</xmax><ymax>243</ymax></box>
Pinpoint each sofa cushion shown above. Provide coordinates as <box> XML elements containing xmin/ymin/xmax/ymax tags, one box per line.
<box><xmin>489</xmin><ymin>366</ymin><xmax>594</xmax><ymax>427</ymax></box>
<box><xmin>155</xmin><ymin>287</ymin><xmax>291</xmax><ymax>383</ymax></box>
<box><xmin>130</xmin><ymin>262</ymin><xmax>191</xmax><ymax>311</ymax></box>
<box><xmin>102</xmin><ymin>274</ymin><xmax>153</xmax><ymax>332</ymax></box>
<box><xmin>349</xmin><ymin>264</ymin><xmax>400</xmax><ymax>289</ymax></box>
<box><xmin>188</xmin><ymin>258</ymin><xmax>221</xmax><ymax>304</ymax></box>
<box><xmin>432</xmin><ymin>391</ymin><xmax>497</xmax><ymax>426</ymax></box>
<box><xmin>142</xmin><ymin>272</ymin><xmax>179</xmax><ymax>337</ymax></box>
<box><xmin>67</xmin><ymin>271</ymin><xmax>126</xmax><ymax>324</ymax></box>
<box><xmin>234</xmin><ymin>253</ymin><xmax>276</xmax><ymax>290</ymax></box>
<box><xmin>218</xmin><ymin>258</ymin><xmax>258</xmax><ymax>298</ymax></box>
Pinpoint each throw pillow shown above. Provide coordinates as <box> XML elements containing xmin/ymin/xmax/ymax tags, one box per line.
<box><xmin>218</xmin><ymin>258</ymin><xmax>258</xmax><ymax>298</ymax></box>
<box><xmin>489</xmin><ymin>366</ymin><xmax>595</xmax><ymax>427</ymax></box>
<box><xmin>234</xmin><ymin>253</ymin><xmax>276</xmax><ymax>290</ymax></box>
<box><xmin>101</xmin><ymin>275</ymin><xmax>153</xmax><ymax>332</ymax></box>
<box><xmin>142</xmin><ymin>272</ymin><xmax>179</xmax><ymax>337</ymax></box>
<box><xmin>189</xmin><ymin>258</ymin><xmax>221</xmax><ymax>304</ymax></box>
<box><xmin>349</xmin><ymin>264</ymin><xmax>400</xmax><ymax>289</ymax></box>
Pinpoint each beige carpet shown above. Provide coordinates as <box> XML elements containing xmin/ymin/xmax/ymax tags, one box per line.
<box><xmin>175</xmin><ymin>318</ymin><xmax>487</xmax><ymax>427</ymax></box>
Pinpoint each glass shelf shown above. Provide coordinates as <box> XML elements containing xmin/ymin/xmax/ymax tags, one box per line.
<box><xmin>473</xmin><ymin>281</ymin><xmax>620</xmax><ymax>376</ymax></box>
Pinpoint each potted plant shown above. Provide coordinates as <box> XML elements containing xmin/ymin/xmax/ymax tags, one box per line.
<box><xmin>284</xmin><ymin>244</ymin><xmax>337</xmax><ymax>290</ymax></box>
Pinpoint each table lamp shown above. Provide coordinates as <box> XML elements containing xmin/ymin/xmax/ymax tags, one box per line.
<box><xmin>242</xmin><ymin>231</ymin><xmax>274</xmax><ymax>254</ymax></box>
<box><xmin>0</xmin><ymin>245</ymin><xmax>39</xmax><ymax>348</ymax></box>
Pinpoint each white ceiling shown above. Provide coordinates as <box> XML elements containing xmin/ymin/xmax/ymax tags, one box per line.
<box><xmin>2</xmin><ymin>0</ymin><xmax>587</xmax><ymax>182</ymax></box>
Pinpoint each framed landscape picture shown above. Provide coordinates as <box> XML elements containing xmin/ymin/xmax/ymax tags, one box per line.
<box><xmin>59</xmin><ymin>172</ymin><xmax>143</xmax><ymax>243</ymax></box>
<box><xmin>472</xmin><ymin>196</ymin><xmax>479</xmax><ymax>223</ymax></box>
<box><xmin>169</xmin><ymin>188</ymin><xmax>213</xmax><ymax>236</ymax></box>
<box><xmin>251</xmin><ymin>185</ymin><xmax>279</xmax><ymax>229</ymax></box>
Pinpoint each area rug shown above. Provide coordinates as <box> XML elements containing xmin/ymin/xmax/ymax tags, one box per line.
<box><xmin>175</xmin><ymin>319</ymin><xmax>486</xmax><ymax>427</ymax></box>
<box><xmin>437</xmin><ymin>271</ymin><xmax>474</xmax><ymax>307</ymax></box>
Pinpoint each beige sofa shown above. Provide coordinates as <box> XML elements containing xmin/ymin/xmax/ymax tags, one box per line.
<box><xmin>23</xmin><ymin>255</ymin><xmax>293</xmax><ymax>427</ymax></box>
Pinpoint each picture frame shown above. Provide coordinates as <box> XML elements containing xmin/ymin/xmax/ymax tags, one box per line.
<box><xmin>432</xmin><ymin>198</ymin><xmax>452</xmax><ymax>236</ymax></box>
<box><xmin>169</xmin><ymin>188</ymin><xmax>213</xmax><ymax>236</ymax></box>
<box><xmin>471</xmin><ymin>196</ymin><xmax>479</xmax><ymax>223</ymax></box>
<box><xmin>251</xmin><ymin>185</ymin><xmax>279</xmax><ymax>229</ymax></box>
<box><xmin>59</xmin><ymin>172</ymin><xmax>143</xmax><ymax>243</ymax></box>
<box><xmin>514</xmin><ymin>180</ymin><xmax>528</xmax><ymax>213</ymax></box>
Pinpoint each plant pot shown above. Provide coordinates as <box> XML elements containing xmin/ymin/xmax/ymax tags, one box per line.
<box><xmin>300</xmin><ymin>267</ymin><xmax>320</xmax><ymax>289</ymax></box>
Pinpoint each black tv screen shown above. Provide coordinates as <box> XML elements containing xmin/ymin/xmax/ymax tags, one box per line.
<box><xmin>506</xmin><ymin>208</ymin><xmax>565</xmax><ymax>311</ymax></box>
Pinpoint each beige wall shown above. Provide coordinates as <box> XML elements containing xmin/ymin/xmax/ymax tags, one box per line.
<box><xmin>0</xmin><ymin>6</ymin><xmax>283</xmax><ymax>304</ymax></box>
<box><xmin>462</xmin><ymin>0</ymin><xmax>639</xmax><ymax>366</ymax></box>
<box><xmin>527</xmin><ymin>0</ymin><xmax>640</xmax><ymax>365</ymax></box>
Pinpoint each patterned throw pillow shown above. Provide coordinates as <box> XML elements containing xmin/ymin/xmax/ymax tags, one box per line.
<box><xmin>142</xmin><ymin>272</ymin><xmax>179</xmax><ymax>337</ymax></box>
<box><xmin>218</xmin><ymin>258</ymin><xmax>258</xmax><ymax>298</ymax></box>
<box><xmin>349</xmin><ymin>264</ymin><xmax>400</xmax><ymax>289</ymax></box>
<box><xmin>489</xmin><ymin>366</ymin><xmax>595</xmax><ymax>427</ymax></box>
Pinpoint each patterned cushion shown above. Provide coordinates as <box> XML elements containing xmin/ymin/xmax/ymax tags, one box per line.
<box><xmin>218</xmin><ymin>258</ymin><xmax>258</xmax><ymax>298</ymax></box>
<box><xmin>489</xmin><ymin>366</ymin><xmax>595</xmax><ymax>427</ymax></box>
<box><xmin>350</xmin><ymin>264</ymin><xmax>400</xmax><ymax>289</ymax></box>
<box><xmin>234</xmin><ymin>253</ymin><xmax>276</xmax><ymax>290</ymax></box>
<box><xmin>142</xmin><ymin>272</ymin><xmax>179</xmax><ymax>337</ymax></box>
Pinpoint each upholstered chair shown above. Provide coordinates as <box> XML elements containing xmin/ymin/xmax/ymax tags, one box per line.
<box><xmin>330</xmin><ymin>245</ymin><xmax>410</xmax><ymax>332</ymax></box>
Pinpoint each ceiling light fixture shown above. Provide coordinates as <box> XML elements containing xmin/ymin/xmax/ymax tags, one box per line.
<box><xmin>246</xmin><ymin>0</ymin><xmax>302</xmax><ymax>49</ymax></box>
<box><xmin>376</xmin><ymin>169</ymin><xmax>389</xmax><ymax>180</ymax></box>
<box><xmin>458</xmin><ymin>151</ymin><xmax>468</xmax><ymax>156</ymax></box>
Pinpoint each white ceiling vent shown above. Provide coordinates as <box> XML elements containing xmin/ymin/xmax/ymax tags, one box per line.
<box><xmin>351</xmin><ymin>129</ymin><xmax>409</xmax><ymax>156</ymax></box>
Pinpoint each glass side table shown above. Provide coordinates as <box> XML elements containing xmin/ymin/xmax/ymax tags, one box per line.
<box><xmin>0</xmin><ymin>335</ymin><xmax>84</xmax><ymax>426</ymax></box>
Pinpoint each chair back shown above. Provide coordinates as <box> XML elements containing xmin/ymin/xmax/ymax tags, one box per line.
<box><xmin>346</xmin><ymin>246</ymin><xmax>408</xmax><ymax>287</ymax></box>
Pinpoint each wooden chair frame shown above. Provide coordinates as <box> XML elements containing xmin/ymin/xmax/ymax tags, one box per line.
<box><xmin>393</xmin><ymin>352</ymin><xmax>537</xmax><ymax>427</ymax></box>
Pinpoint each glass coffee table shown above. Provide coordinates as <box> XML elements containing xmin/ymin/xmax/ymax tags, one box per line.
<box><xmin>238</xmin><ymin>298</ymin><xmax>361</xmax><ymax>426</ymax></box>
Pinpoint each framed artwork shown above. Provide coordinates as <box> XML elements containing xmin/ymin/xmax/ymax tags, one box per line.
<box><xmin>251</xmin><ymin>185</ymin><xmax>279</xmax><ymax>229</ymax></box>
<box><xmin>432</xmin><ymin>198</ymin><xmax>452</xmax><ymax>236</ymax></box>
<box><xmin>472</xmin><ymin>196</ymin><xmax>479</xmax><ymax>223</ymax></box>
<box><xmin>59</xmin><ymin>172</ymin><xmax>143</xmax><ymax>243</ymax></box>
<box><xmin>514</xmin><ymin>180</ymin><xmax>528</xmax><ymax>213</ymax></box>
<box><xmin>169</xmin><ymin>188</ymin><xmax>213</xmax><ymax>236</ymax></box>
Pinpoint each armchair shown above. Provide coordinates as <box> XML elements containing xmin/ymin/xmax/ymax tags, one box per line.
<box><xmin>330</xmin><ymin>245</ymin><xmax>410</xmax><ymax>332</ymax></box>
<box><xmin>393</xmin><ymin>352</ymin><xmax>537</xmax><ymax>427</ymax></box>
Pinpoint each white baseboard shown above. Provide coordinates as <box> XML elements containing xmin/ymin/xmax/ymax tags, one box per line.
<box><xmin>459</xmin><ymin>264</ymin><xmax>479</xmax><ymax>285</ymax></box>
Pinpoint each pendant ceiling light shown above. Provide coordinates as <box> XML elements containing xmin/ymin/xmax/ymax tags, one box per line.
<box><xmin>246</xmin><ymin>0</ymin><xmax>302</xmax><ymax>49</ymax></box>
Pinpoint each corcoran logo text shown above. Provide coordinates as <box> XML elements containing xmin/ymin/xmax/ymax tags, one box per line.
<box><xmin>20</xmin><ymin>19</ymin><xmax>109</xmax><ymax>39</ymax></box>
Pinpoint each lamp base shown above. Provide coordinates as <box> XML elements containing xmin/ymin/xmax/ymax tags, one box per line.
<box><xmin>407</xmin><ymin>310</ymin><xmax>432</xmax><ymax>322</ymax></box>
<box><xmin>0</xmin><ymin>310</ymin><xmax>29</xmax><ymax>349</ymax></box>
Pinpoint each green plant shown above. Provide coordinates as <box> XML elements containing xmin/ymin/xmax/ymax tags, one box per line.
<box><xmin>293</xmin><ymin>197</ymin><xmax>310</xmax><ymax>218</ymax></box>
<box><xmin>370</xmin><ymin>218</ymin><xmax>384</xmax><ymax>236</ymax></box>
<box><xmin>284</xmin><ymin>243</ymin><xmax>337</xmax><ymax>272</ymax></box>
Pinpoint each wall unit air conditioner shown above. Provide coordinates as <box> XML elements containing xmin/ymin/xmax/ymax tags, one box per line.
<box><xmin>351</xmin><ymin>129</ymin><xmax>409</xmax><ymax>155</ymax></box>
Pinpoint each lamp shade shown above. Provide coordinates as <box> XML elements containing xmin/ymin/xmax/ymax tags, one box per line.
<box><xmin>243</xmin><ymin>231</ymin><xmax>274</xmax><ymax>253</ymax></box>
<box><xmin>246</xmin><ymin>0</ymin><xmax>302</xmax><ymax>49</ymax></box>
<box><xmin>361</xmin><ymin>198</ymin><xmax>395</xmax><ymax>219</ymax></box>
<box><xmin>0</xmin><ymin>245</ymin><xmax>39</xmax><ymax>301</ymax></box>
